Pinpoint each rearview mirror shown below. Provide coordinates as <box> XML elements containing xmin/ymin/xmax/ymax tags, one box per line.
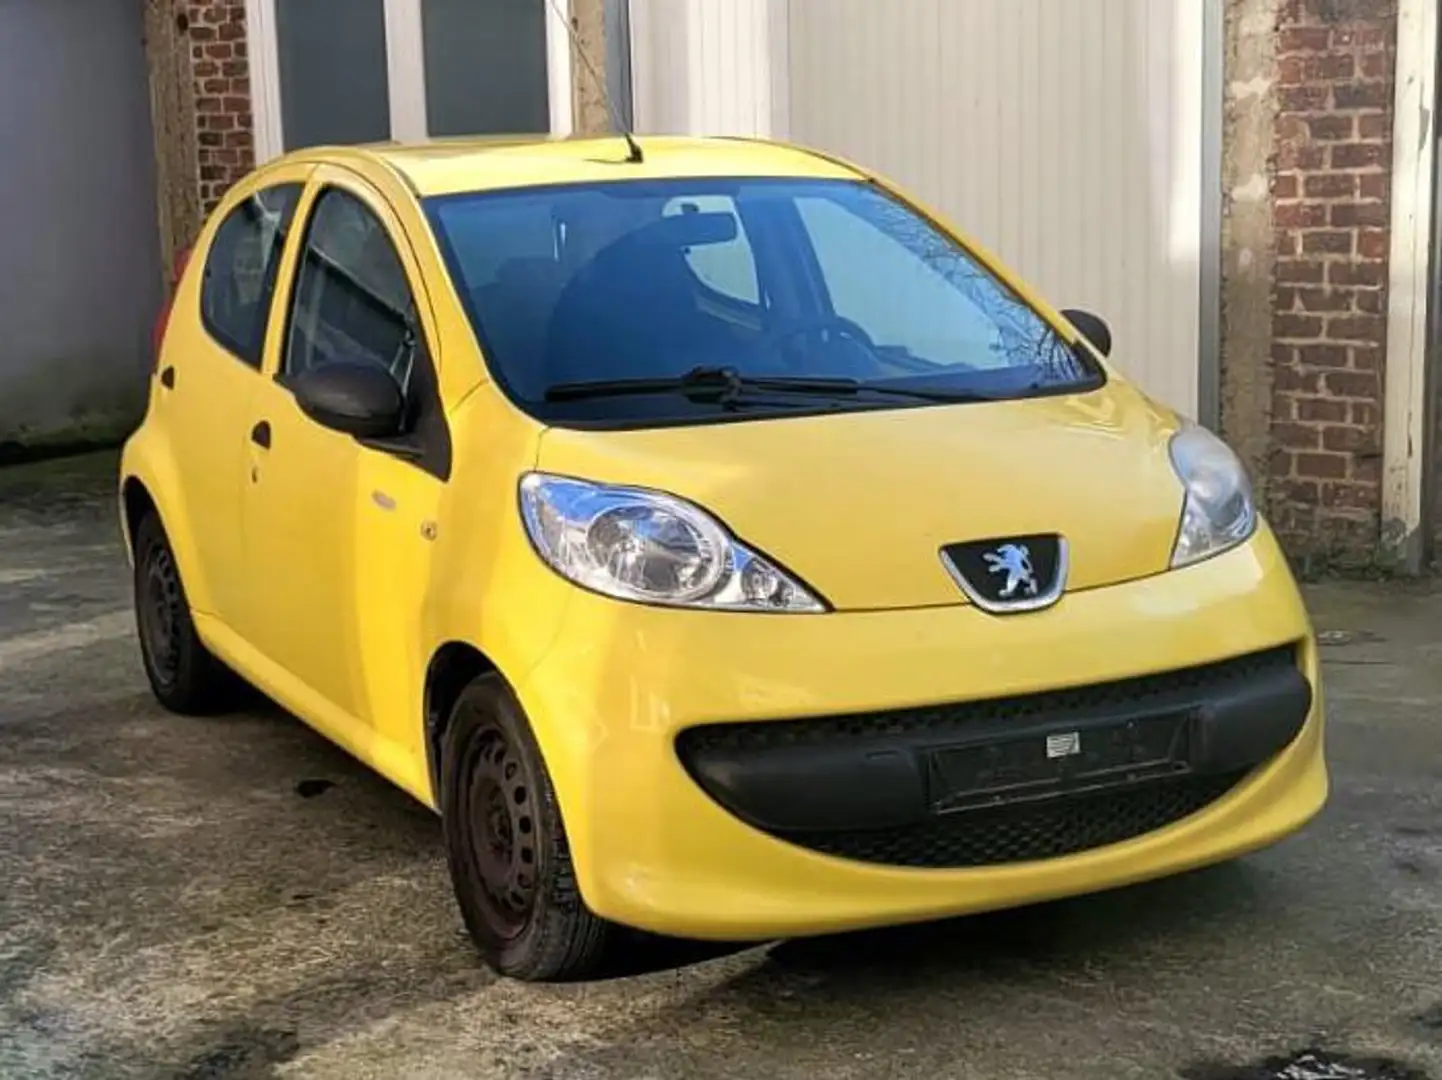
<box><xmin>291</xmin><ymin>361</ymin><xmax>406</xmax><ymax>441</ymax></box>
<box><xmin>1060</xmin><ymin>308</ymin><xmax>1112</xmax><ymax>358</ymax></box>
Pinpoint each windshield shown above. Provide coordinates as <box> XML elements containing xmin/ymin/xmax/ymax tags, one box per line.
<box><xmin>425</xmin><ymin>177</ymin><xmax>1102</xmax><ymax>425</ymax></box>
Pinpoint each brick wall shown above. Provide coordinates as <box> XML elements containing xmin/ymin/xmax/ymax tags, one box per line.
<box><xmin>1267</xmin><ymin>0</ymin><xmax>1397</xmax><ymax>565</ymax></box>
<box><xmin>186</xmin><ymin>0</ymin><xmax>255</xmax><ymax>214</ymax></box>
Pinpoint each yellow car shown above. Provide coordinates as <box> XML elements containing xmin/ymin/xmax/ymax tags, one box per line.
<box><xmin>119</xmin><ymin>133</ymin><xmax>1326</xmax><ymax>982</ymax></box>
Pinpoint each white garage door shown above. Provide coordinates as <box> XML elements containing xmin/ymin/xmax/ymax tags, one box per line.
<box><xmin>630</xmin><ymin>0</ymin><xmax>1211</xmax><ymax>417</ymax></box>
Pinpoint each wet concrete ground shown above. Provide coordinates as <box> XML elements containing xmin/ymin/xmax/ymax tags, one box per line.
<box><xmin>1</xmin><ymin>451</ymin><xmax>1441</xmax><ymax>1080</ymax></box>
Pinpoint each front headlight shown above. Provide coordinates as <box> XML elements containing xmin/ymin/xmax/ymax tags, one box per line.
<box><xmin>1168</xmin><ymin>424</ymin><xmax>1258</xmax><ymax>568</ymax></box>
<box><xmin>518</xmin><ymin>473</ymin><xmax>827</xmax><ymax>613</ymax></box>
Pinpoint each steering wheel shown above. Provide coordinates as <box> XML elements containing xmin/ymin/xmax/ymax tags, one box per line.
<box><xmin>764</xmin><ymin>314</ymin><xmax>879</xmax><ymax>372</ymax></box>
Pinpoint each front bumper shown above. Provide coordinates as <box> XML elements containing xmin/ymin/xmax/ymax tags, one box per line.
<box><xmin>517</xmin><ymin>525</ymin><xmax>1326</xmax><ymax>941</ymax></box>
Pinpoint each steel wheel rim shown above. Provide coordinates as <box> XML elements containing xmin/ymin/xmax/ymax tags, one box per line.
<box><xmin>138</xmin><ymin>543</ymin><xmax>183</xmax><ymax>687</ymax></box>
<box><xmin>462</xmin><ymin>721</ymin><xmax>539</xmax><ymax>942</ymax></box>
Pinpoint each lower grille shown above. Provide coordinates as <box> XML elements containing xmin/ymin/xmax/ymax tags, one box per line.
<box><xmin>783</xmin><ymin>771</ymin><xmax>1247</xmax><ymax>869</ymax></box>
<box><xmin>676</xmin><ymin>646</ymin><xmax>1305</xmax><ymax>870</ymax></box>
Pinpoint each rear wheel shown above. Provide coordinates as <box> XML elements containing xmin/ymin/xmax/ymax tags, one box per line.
<box><xmin>440</xmin><ymin>674</ymin><xmax>614</xmax><ymax>981</ymax></box>
<box><xmin>132</xmin><ymin>511</ymin><xmax>235</xmax><ymax>715</ymax></box>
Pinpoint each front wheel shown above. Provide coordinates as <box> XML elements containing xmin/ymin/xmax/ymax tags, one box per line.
<box><xmin>439</xmin><ymin>674</ymin><xmax>614</xmax><ymax>981</ymax></box>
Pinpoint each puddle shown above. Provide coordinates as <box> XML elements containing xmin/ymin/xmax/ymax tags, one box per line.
<box><xmin>1317</xmin><ymin>629</ymin><xmax>1385</xmax><ymax>647</ymax></box>
<box><xmin>1182</xmin><ymin>1048</ymin><xmax>1431</xmax><ymax>1080</ymax></box>
<box><xmin>1415</xmin><ymin>1003</ymin><xmax>1442</xmax><ymax>1036</ymax></box>
<box><xmin>172</xmin><ymin>1026</ymin><xmax>299</xmax><ymax>1080</ymax></box>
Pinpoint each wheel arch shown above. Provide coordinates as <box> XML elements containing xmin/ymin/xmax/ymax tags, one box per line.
<box><xmin>422</xmin><ymin>640</ymin><xmax>501</xmax><ymax>808</ymax></box>
<box><xmin>118</xmin><ymin>432</ymin><xmax>216</xmax><ymax>613</ymax></box>
<box><xmin>120</xmin><ymin>475</ymin><xmax>158</xmax><ymax>559</ymax></box>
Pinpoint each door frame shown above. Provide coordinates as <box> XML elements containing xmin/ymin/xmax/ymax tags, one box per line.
<box><xmin>243</xmin><ymin>0</ymin><xmax>575</xmax><ymax>164</ymax></box>
<box><xmin>1381</xmin><ymin>0</ymin><xmax>1438</xmax><ymax>570</ymax></box>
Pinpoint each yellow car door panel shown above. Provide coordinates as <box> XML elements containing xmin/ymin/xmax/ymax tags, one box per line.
<box><xmin>160</xmin><ymin>173</ymin><xmax>308</xmax><ymax>620</ymax></box>
<box><xmin>238</xmin><ymin>167</ymin><xmax>449</xmax><ymax>797</ymax></box>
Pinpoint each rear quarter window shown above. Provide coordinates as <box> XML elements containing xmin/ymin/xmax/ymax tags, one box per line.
<box><xmin>200</xmin><ymin>184</ymin><xmax>302</xmax><ymax>366</ymax></box>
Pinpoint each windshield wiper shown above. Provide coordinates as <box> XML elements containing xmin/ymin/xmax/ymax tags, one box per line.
<box><xmin>544</xmin><ymin>365</ymin><xmax>995</xmax><ymax>403</ymax></box>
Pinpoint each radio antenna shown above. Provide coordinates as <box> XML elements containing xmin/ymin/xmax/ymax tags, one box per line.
<box><xmin>545</xmin><ymin>0</ymin><xmax>643</xmax><ymax>164</ymax></box>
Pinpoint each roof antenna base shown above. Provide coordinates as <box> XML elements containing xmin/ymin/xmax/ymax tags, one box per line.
<box><xmin>546</xmin><ymin>0</ymin><xmax>644</xmax><ymax>165</ymax></box>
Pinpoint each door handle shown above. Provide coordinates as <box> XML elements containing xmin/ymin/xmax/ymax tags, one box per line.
<box><xmin>159</xmin><ymin>366</ymin><xmax>175</xmax><ymax>389</ymax></box>
<box><xmin>250</xmin><ymin>420</ymin><xmax>272</xmax><ymax>449</ymax></box>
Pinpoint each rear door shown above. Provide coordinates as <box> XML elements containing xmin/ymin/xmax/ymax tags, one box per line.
<box><xmin>159</xmin><ymin>168</ymin><xmax>308</xmax><ymax>622</ymax></box>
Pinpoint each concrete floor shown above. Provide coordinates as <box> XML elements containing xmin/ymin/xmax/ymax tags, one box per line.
<box><xmin>2</xmin><ymin>451</ymin><xmax>1441</xmax><ymax>1080</ymax></box>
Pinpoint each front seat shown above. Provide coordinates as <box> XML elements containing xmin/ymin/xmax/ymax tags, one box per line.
<box><xmin>544</xmin><ymin>227</ymin><xmax>737</xmax><ymax>388</ymax></box>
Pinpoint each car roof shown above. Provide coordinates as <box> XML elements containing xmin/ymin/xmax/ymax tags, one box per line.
<box><xmin>287</xmin><ymin>134</ymin><xmax>864</xmax><ymax>198</ymax></box>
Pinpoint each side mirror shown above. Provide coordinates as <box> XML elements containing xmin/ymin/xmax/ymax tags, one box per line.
<box><xmin>1060</xmin><ymin>308</ymin><xmax>1112</xmax><ymax>358</ymax></box>
<box><xmin>291</xmin><ymin>361</ymin><xmax>406</xmax><ymax>440</ymax></box>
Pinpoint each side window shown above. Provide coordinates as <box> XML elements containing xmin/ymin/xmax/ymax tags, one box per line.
<box><xmin>284</xmin><ymin>188</ymin><xmax>417</xmax><ymax>389</ymax></box>
<box><xmin>201</xmin><ymin>184</ymin><xmax>302</xmax><ymax>366</ymax></box>
<box><xmin>795</xmin><ymin>196</ymin><xmax>1005</xmax><ymax>368</ymax></box>
<box><xmin>662</xmin><ymin>194</ymin><xmax>760</xmax><ymax>306</ymax></box>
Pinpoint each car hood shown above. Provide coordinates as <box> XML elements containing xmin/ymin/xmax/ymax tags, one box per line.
<box><xmin>533</xmin><ymin>381</ymin><xmax>1188</xmax><ymax>612</ymax></box>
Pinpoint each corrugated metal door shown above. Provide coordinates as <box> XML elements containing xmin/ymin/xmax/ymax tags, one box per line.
<box><xmin>629</xmin><ymin>0</ymin><xmax>1208</xmax><ymax>416</ymax></box>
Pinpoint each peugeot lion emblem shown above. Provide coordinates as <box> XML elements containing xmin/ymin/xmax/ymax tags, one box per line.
<box><xmin>983</xmin><ymin>543</ymin><xmax>1038</xmax><ymax>599</ymax></box>
<box><xmin>939</xmin><ymin>533</ymin><xmax>1068</xmax><ymax>614</ymax></box>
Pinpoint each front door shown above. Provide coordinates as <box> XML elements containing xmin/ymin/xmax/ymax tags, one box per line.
<box><xmin>238</xmin><ymin>165</ymin><xmax>450</xmax><ymax>787</ymax></box>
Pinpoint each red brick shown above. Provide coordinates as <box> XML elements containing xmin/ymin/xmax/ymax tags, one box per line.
<box><xmin>1304</xmin><ymin>173</ymin><xmax>1357</xmax><ymax>198</ymax></box>
<box><xmin>1356</xmin><ymin>290</ymin><xmax>1386</xmax><ymax>314</ymax></box>
<box><xmin>1278</xmin><ymin>259</ymin><xmax>1326</xmax><ymax>283</ymax></box>
<box><xmin>1298</xmin><ymin>288</ymin><xmax>1353</xmax><ymax>312</ymax></box>
<box><xmin>1280</xmin><ymin>85</ymin><xmax>1332</xmax><ymax>111</ymax></box>
<box><xmin>1279</xmin><ymin>478</ymin><xmax>1322</xmax><ymax>505</ymax></box>
<box><xmin>1298</xmin><ymin>398</ymin><xmax>1349</xmax><ymax>423</ymax></box>
<box><xmin>1302</xmin><ymin>230</ymin><xmax>1354</xmax><ymax>255</ymax></box>
<box><xmin>1331</xmin><ymin>142</ymin><xmax>1388</xmax><ymax>169</ymax></box>
<box><xmin>1273</xmin><ymin>366</ymin><xmax>1322</xmax><ymax>394</ymax></box>
<box><xmin>1322</xmin><ymin>370</ymin><xmax>1377</xmax><ymax>398</ymax></box>
<box><xmin>1305</xmin><ymin>115</ymin><xmax>1355</xmax><ymax>142</ymax></box>
<box><xmin>1357</xmin><ymin>230</ymin><xmax>1390</xmax><ymax>259</ymax></box>
<box><xmin>1358</xmin><ymin>113</ymin><xmax>1390</xmax><ymax>139</ymax></box>
<box><xmin>1330</xmin><ymin>202</ymin><xmax>1389</xmax><ymax>227</ymax></box>
<box><xmin>1360</xmin><ymin>52</ymin><xmax>1390</xmax><ymax>78</ymax></box>
<box><xmin>1277</xmin><ymin>144</ymin><xmax>1327</xmax><ymax>170</ymax></box>
<box><xmin>1325</xmin><ymin>314</ymin><xmax>1387</xmax><ymax>342</ymax></box>
<box><xmin>1322</xmin><ymin>425</ymin><xmax>1373</xmax><ymax>453</ymax></box>
<box><xmin>1359</xmin><ymin>173</ymin><xmax>1389</xmax><ymax>199</ymax></box>
<box><xmin>1328</xmin><ymin>261</ymin><xmax>1385</xmax><ymax>286</ymax></box>
<box><xmin>1278</xmin><ymin>27</ymin><xmax>1332</xmax><ymax>53</ymax></box>
<box><xmin>1276</xmin><ymin>423</ymin><xmax>1322</xmax><ymax>450</ymax></box>
<box><xmin>1274</xmin><ymin>201</ymin><xmax>1330</xmax><ymax>228</ymax></box>
<box><xmin>1321</xmin><ymin>482</ymin><xmax>1378</xmax><ymax>510</ymax></box>
<box><xmin>1273</xmin><ymin>174</ymin><xmax>1300</xmax><ymax>199</ymax></box>
<box><xmin>1351</xmin><ymin>345</ymin><xmax>1385</xmax><ymax>371</ymax></box>
<box><xmin>1334</xmin><ymin>82</ymin><xmax>1391</xmax><ymax>110</ymax></box>
<box><xmin>1296</xmin><ymin>452</ymin><xmax>1348</xmax><ymax>479</ymax></box>
<box><xmin>1276</xmin><ymin>313</ymin><xmax>1325</xmax><ymax>338</ymax></box>
<box><xmin>1297</xmin><ymin>343</ymin><xmax>1349</xmax><ymax>368</ymax></box>
<box><xmin>1351</xmin><ymin>400</ymin><xmax>1382</xmax><ymax>427</ymax></box>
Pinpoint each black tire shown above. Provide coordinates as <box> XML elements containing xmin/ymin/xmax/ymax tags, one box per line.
<box><xmin>132</xmin><ymin>510</ymin><xmax>235</xmax><ymax>715</ymax></box>
<box><xmin>440</xmin><ymin>674</ymin><xmax>614</xmax><ymax>981</ymax></box>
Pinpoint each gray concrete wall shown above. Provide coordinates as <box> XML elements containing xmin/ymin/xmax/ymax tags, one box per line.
<box><xmin>0</xmin><ymin>0</ymin><xmax>163</xmax><ymax>452</ymax></box>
